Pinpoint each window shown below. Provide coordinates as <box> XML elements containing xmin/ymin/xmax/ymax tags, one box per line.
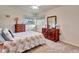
<box><xmin>23</xmin><ymin>17</ymin><xmax>45</xmax><ymax>32</ymax></box>
<box><xmin>23</xmin><ymin>18</ymin><xmax>36</xmax><ymax>31</ymax></box>
<box><xmin>36</xmin><ymin>18</ymin><xmax>45</xmax><ymax>32</ymax></box>
<box><xmin>23</xmin><ymin>18</ymin><xmax>35</xmax><ymax>25</ymax></box>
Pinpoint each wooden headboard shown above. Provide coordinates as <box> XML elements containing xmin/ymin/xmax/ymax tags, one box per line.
<box><xmin>15</xmin><ymin>24</ymin><xmax>25</xmax><ymax>32</ymax></box>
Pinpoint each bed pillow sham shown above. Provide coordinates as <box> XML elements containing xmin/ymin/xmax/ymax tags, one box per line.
<box><xmin>0</xmin><ymin>28</ymin><xmax>5</xmax><ymax>42</ymax></box>
<box><xmin>0</xmin><ymin>34</ymin><xmax>5</xmax><ymax>42</ymax></box>
<box><xmin>2</xmin><ymin>28</ymin><xmax>14</xmax><ymax>41</ymax></box>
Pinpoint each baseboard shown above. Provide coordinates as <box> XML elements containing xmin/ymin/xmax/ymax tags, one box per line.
<box><xmin>61</xmin><ymin>39</ymin><xmax>79</xmax><ymax>48</ymax></box>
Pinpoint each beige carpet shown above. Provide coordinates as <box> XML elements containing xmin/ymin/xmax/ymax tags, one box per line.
<box><xmin>27</xmin><ymin>39</ymin><xmax>79</xmax><ymax>53</ymax></box>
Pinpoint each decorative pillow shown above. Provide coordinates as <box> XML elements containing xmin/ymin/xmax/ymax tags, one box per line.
<box><xmin>8</xmin><ymin>30</ymin><xmax>14</xmax><ymax>38</ymax></box>
<box><xmin>2</xmin><ymin>28</ymin><xmax>14</xmax><ymax>41</ymax></box>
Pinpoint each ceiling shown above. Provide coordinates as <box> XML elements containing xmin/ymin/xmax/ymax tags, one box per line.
<box><xmin>14</xmin><ymin>5</ymin><xmax>62</xmax><ymax>18</ymax></box>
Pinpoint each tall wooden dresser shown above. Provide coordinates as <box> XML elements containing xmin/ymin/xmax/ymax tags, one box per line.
<box><xmin>15</xmin><ymin>24</ymin><xmax>25</xmax><ymax>32</ymax></box>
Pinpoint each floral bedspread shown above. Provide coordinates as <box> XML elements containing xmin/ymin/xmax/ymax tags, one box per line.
<box><xmin>2</xmin><ymin>34</ymin><xmax>46</xmax><ymax>53</ymax></box>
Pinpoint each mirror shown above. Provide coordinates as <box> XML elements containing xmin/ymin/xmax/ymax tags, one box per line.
<box><xmin>47</xmin><ymin>16</ymin><xmax>57</xmax><ymax>29</ymax></box>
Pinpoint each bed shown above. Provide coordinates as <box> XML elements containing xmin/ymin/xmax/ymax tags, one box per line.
<box><xmin>1</xmin><ymin>31</ymin><xmax>46</xmax><ymax>53</ymax></box>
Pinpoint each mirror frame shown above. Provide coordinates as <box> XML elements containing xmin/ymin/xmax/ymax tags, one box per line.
<box><xmin>47</xmin><ymin>16</ymin><xmax>57</xmax><ymax>29</ymax></box>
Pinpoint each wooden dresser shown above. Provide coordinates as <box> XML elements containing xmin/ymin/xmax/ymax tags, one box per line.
<box><xmin>42</xmin><ymin>28</ymin><xmax>60</xmax><ymax>42</ymax></box>
<box><xmin>15</xmin><ymin>24</ymin><xmax>25</xmax><ymax>32</ymax></box>
<box><xmin>42</xmin><ymin>16</ymin><xmax>60</xmax><ymax>42</ymax></box>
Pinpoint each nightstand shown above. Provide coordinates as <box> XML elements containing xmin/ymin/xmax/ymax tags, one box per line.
<box><xmin>0</xmin><ymin>43</ymin><xmax>3</xmax><ymax>53</ymax></box>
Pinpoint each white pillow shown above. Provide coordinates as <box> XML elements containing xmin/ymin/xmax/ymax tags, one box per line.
<box><xmin>0</xmin><ymin>28</ymin><xmax>5</xmax><ymax>42</ymax></box>
<box><xmin>2</xmin><ymin>28</ymin><xmax>14</xmax><ymax>41</ymax></box>
<box><xmin>0</xmin><ymin>34</ymin><xmax>5</xmax><ymax>42</ymax></box>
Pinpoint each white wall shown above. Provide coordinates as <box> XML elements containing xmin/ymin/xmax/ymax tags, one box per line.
<box><xmin>0</xmin><ymin>6</ymin><xmax>24</xmax><ymax>32</ymax></box>
<box><xmin>39</xmin><ymin>6</ymin><xmax>79</xmax><ymax>47</ymax></box>
<box><xmin>0</xmin><ymin>6</ymin><xmax>45</xmax><ymax>32</ymax></box>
